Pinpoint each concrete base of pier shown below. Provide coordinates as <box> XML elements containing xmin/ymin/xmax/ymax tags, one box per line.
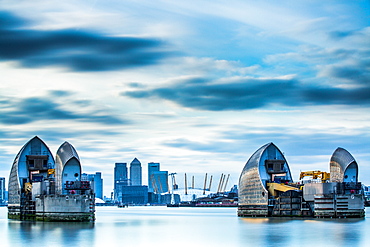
<box><xmin>8</xmin><ymin>194</ymin><xmax>95</xmax><ymax>222</ymax></box>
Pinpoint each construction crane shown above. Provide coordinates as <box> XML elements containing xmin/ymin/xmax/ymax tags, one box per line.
<box><xmin>299</xmin><ymin>171</ymin><xmax>330</xmax><ymax>182</ymax></box>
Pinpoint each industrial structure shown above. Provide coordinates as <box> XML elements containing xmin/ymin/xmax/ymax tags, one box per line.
<box><xmin>167</xmin><ymin>173</ymin><xmax>237</xmax><ymax>206</ymax></box>
<box><xmin>238</xmin><ymin>143</ymin><xmax>365</xmax><ymax>218</ymax></box>
<box><xmin>8</xmin><ymin>136</ymin><xmax>95</xmax><ymax>221</ymax></box>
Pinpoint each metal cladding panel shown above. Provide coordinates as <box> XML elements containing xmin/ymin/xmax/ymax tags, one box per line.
<box><xmin>55</xmin><ymin>142</ymin><xmax>81</xmax><ymax>194</ymax></box>
<box><xmin>303</xmin><ymin>182</ymin><xmax>338</xmax><ymax>202</ymax></box>
<box><xmin>8</xmin><ymin>150</ymin><xmax>22</xmax><ymax>206</ymax></box>
<box><xmin>239</xmin><ymin>143</ymin><xmax>292</xmax><ymax>207</ymax></box>
<box><xmin>238</xmin><ymin>143</ymin><xmax>270</xmax><ymax>206</ymax></box>
<box><xmin>260</xmin><ymin>144</ymin><xmax>292</xmax><ymax>182</ymax></box>
<box><xmin>330</xmin><ymin>147</ymin><xmax>358</xmax><ymax>183</ymax></box>
<box><xmin>56</xmin><ymin>142</ymin><xmax>80</xmax><ymax>165</ymax></box>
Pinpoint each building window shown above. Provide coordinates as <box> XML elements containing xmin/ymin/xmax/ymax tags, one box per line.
<box><xmin>267</xmin><ymin>164</ymin><xmax>273</xmax><ymax>171</ymax></box>
<box><xmin>29</xmin><ymin>160</ymin><xmax>34</xmax><ymax>167</ymax></box>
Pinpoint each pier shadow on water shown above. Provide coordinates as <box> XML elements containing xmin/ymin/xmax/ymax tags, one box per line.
<box><xmin>7</xmin><ymin>220</ymin><xmax>95</xmax><ymax>246</ymax></box>
<box><xmin>238</xmin><ymin>216</ymin><xmax>366</xmax><ymax>247</ymax></box>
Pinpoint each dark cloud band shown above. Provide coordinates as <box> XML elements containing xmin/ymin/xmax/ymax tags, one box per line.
<box><xmin>0</xmin><ymin>11</ymin><xmax>172</xmax><ymax>71</ymax></box>
<box><xmin>122</xmin><ymin>77</ymin><xmax>370</xmax><ymax>111</ymax></box>
<box><xmin>0</xmin><ymin>91</ymin><xmax>129</xmax><ymax>125</ymax></box>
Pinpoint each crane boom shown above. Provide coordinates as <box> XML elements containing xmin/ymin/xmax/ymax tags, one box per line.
<box><xmin>299</xmin><ymin>171</ymin><xmax>330</xmax><ymax>182</ymax></box>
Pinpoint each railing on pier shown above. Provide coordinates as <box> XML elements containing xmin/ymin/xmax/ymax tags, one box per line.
<box><xmin>65</xmin><ymin>181</ymin><xmax>91</xmax><ymax>190</ymax></box>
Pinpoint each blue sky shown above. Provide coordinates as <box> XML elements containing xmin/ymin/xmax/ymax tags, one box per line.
<box><xmin>0</xmin><ymin>0</ymin><xmax>369</xmax><ymax>196</ymax></box>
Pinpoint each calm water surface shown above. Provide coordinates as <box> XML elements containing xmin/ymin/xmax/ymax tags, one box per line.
<box><xmin>0</xmin><ymin>206</ymin><xmax>369</xmax><ymax>247</ymax></box>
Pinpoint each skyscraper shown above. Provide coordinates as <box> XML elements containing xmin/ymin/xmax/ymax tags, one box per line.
<box><xmin>115</xmin><ymin>163</ymin><xmax>128</xmax><ymax>183</ymax></box>
<box><xmin>148</xmin><ymin>162</ymin><xmax>160</xmax><ymax>192</ymax></box>
<box><xmin>114</xmin><ymin>163</ymin><xmax>129</xmax><ymax>201</ymax></box>
<box><xmin>94</xmin><ymin>172</ymin><xmax>103</xmax><ymax>199</ymax></box>
<box><xmin>130</xmin><ymin>158</ymin><xmax>142</xmax><ymax>186</ymax></box>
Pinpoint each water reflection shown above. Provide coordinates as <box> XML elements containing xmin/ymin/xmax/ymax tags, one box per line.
<box><xmin>240</xmin><ymin>216</ymin><xmax>364</xmax><ymax>224</ymax></box>
<box><xmin>8</xmin><ymin>220</ymin><xmax>94</xmax><ymax>246</ymax></box>
<box><xmin>1</xmin><ymin>207</ymin><xmax>369</xmax><ymax>247</ymax></box>
<box><xmin>238</xmin><ymin>216</ymin><xmax>366</xmax><ymax>247</ymax></box>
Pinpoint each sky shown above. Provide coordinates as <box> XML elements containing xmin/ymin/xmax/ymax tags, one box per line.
<box><xmin>0</xmin><ymin>0</ymin><xmax>369</xmax><ymax>197</ymax></box>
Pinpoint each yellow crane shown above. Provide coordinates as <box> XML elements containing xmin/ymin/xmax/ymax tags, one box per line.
<box><xmin>299</xmin><ymin>170</ymin><xmax>330</xmax><ymax>182</ymax></box>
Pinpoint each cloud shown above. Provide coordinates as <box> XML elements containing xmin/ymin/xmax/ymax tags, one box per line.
<box><xmin>162</xmin><ymin>125</ymin><xmax>370</xmax><ymax>161</ymax></box>
<box><xmin>319</xmin><ymin>62</ymin><xmax>370</xmax><ymax>86</ymax></box>
<box><xmin>328</xmin><ymin>30</ymin><xmax>357</xmax><ymax>40</ymax></box>
<box><xmin>0</xmin><ymin>10</ymin><xmax>27</xmax><ymax>28</ymax></box>
<box><xmin>123</xmin><ymin>77</ymin><xmax>297</xmax><ymax>110</ymax></box>
<box><xmin>0</xmin><ymin>90</ymin><xmax>129</xmax><ymax>125</ymax></box>
<box><xmin>265</xmin><ymin>26</ymin><xmax>370</xmax><ymax>86</ymax></box>
<box><xmin>122</xmin><ymin>76</ymin><xmax>370</xmax><ymax>111</ymax></box>
<box><xmin>0</xmin><ymin>10</ymin><xmax>173</xmax><ymax>71</ymax></box>
<box><xmin>162</xmin><ymin>138</ymin><xmax>231</xmax><ymax>153</ymax></box>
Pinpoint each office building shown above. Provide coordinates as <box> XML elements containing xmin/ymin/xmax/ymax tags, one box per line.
<box><xmin>114</xmin><ymin>163</ymin><xmax>128</xmax><ymax>183</ymax></box>
<box><xmin>130</xmin><ymin>158</ymin><xmax>142</xmax><ymax>186</ymax></box>
<box><xmin>82</xmin><ymin>172</ymin><xmax>103</xmax><ymax>200</ymax></box>
<box><xmin>114</xmin><ymin>163</ymin><xmax>129</xmax><ymax>201</ymax></box>
<box><xmin>120</xmin><ymin>185</ymin><xmax>148</xmax><ymax>204</ymax></box>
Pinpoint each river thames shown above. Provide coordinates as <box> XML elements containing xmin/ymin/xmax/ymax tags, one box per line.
<box><xmin>1</xmin><ymin>206</ymin><xmax>369</xmax><ymax>247</ymax></box>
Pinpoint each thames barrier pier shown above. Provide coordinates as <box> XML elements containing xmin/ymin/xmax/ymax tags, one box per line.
<box><xmin>8</xmin><ymin>136</ymin><xmax>95</xmax><ymax>222</ymax></box>
<box><xmin>238</xmin><ymin>143</ymin><xmax>365</xmax><ymax>218</ymax></box>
